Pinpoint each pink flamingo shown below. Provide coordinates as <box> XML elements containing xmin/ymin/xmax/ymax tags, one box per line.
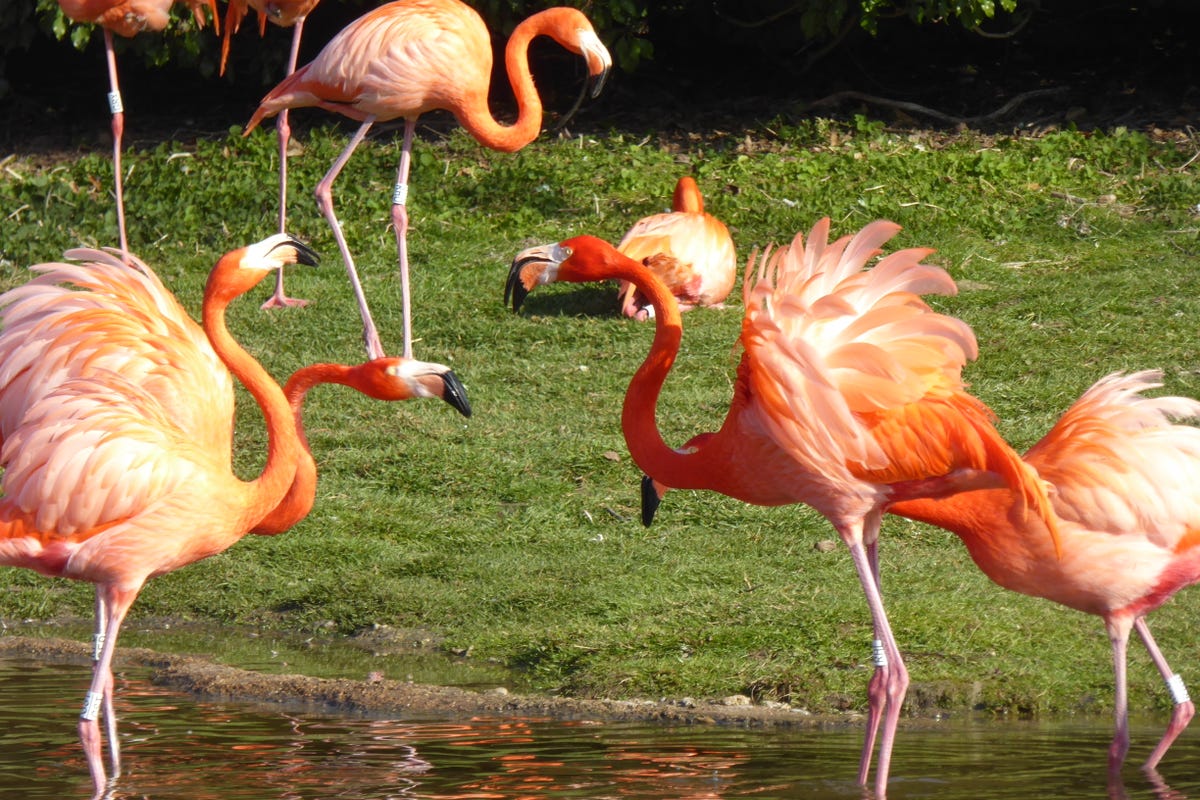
<box><xmin>891</xmin><ymin>370</ymin><xmax>1200</xmax><ymax>780</ymax></box>
<box><xmin>219</xmin><ymin>0</ymin><xmax>324</xmax><ymax>308</ymax></box>
<box><xmin>245</xmin><ymin>0</ymin><xmax>612</xmax><ymax>360</ymax></box>
<box><xmin>507</xmin><ymin>220</ymin><xmax>1059</xmax><ymax>795</ymax></box>
<box><xmin>56</xmin><ymin>0</ymin><xmax>218</xmax><ymax>259</ymax></box>
<box><xmin>616</xmin><ymin>176</ymin><xmax>737</xmax><ymax>320</ymax></box>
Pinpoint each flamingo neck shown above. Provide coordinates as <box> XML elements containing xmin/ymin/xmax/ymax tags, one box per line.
<box><xmin>456</xmin><ymin>14</ymin><xmax>549</xmax><ymax>153</ymax></box>
<box><xmin>202</xmin><ymin>284</ymin><xmax>300</xmax><ymax>528</ymax></box>
<box><xmin>251</xmin><ymin>362</ymin><xmax>350</xmax><ymax>536</ymax></box>
<box><xmin>614</xmin><ymin>257</ymin><xmax>702</xmax><ymax>489</ymax></box>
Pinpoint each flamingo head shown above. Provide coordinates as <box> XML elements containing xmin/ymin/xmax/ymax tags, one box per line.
<box><xmin>348</xmin><ymin>358</ymin><xmax>472</xmax><ymax>418</ymax></box>
<box><xmin>208</xmin><ymin>233</ymin><xmax>318</xmax><ymax>302</ymax></box>
<box><xmin>506</xmin><ymin>236</ymin><xmax>626</xmax><ymax>312</ymax></box>
<box><xmin>530</xmin><ymin>8</ymin><xmax>613</xmax><ymax>98</ymax></box>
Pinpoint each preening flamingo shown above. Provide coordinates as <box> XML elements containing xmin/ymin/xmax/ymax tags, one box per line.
<box><xmin>506</xmin><ymin>220</ymin><xmax>1059</xmax><ymax>796</ymax></box>
<box><xmin>0</xmin><ymin>234</ymin><xmax>314</xmax><ymax>798</ymax></box>
<box><xmin>56</xmin><ymin>0</ymin><xmax>218</xmax><ymax>259</ymax></box>
<box><xmin>219</xmin><ymin>0</ymin><xmax>323</xmax><ymax>309</ymax></box>
<box><xmin>245</xmin><ymin>0</ymin><xmax>613</xmax><ymax>360</ymax></box>
<box><xmin>890</xmin><ymin>370</ymin><xmax>1200</xmax><ymax>779</ymax></box>
<box><xmin>616</xmin><ymin>176</ymin><xmax>737</xmax><ymax>320</ymax></box>
<box><xmin>253</xmin><ymin>355</ymin><xmax>471</xmax><ymax>534</ymax></box>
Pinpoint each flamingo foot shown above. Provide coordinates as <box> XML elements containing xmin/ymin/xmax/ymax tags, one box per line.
<box><xmin>261</xmin><ymin>293</ymin><xmax>310</xmax><ymax>310</ymax></box>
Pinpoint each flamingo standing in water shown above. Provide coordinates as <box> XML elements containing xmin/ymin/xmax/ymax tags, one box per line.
<box><xmin>0</xmin><ymin>235</ymin><xmax>316</xmax><ymax>797</ymax></box>
<box><xmin>219</xmin><ymin>0</ymin><xmax>323</xmax><ymax>308</ymax></box>
<box><xmin>890</xmin><ymin>370</ymin><xmax>1200</xmax><ymax>780</ymax></box>
<box><xmin>56</xmin><ymin>0</ymin><xmax>218</xmax><ymax>259</ymax></box>
<box><xmin>506</xmin><ymin>220</ymin><xmax>1059</xmax><ymax>796</ymax></box>
<box><xmin>616</xmin><ymin>176</ymin><xmax>737</xmax><ymax>320</ymax></box>
<box><xmin>245</xmin><ymin>0</ymin><xmax>612</xmax><ymax>361</ymax></box>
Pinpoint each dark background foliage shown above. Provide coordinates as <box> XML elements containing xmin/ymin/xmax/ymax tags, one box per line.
<box><xmin>1</xmin><ymin>0</ymin><xmax>1197</xmax><ymax>151</ymax></box>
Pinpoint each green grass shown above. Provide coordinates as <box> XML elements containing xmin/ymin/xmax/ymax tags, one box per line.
<box><xmin>0</xmin><ymin>114</ymin><xmax>1198</xmax><ymax>718</ymax></box>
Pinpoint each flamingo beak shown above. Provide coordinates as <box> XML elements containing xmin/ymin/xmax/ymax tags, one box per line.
<box><xmin>506</xmin><ymin>244</ymin><xmax>568</xmax><ymax>312</ymax></box>
<box><xmin>440</xmin><ymin>369</ymin><xmax>472</xmax><ymax>418</ymax></box>
<box><xmin>641</xmin><ymin>474</ymin><xmax>663</xmax><ymax>527</ymax></box>
<box><xmin>579</xmin><ymin>31</ymin><xmax>612</xmax><ymax>99</ymax></box>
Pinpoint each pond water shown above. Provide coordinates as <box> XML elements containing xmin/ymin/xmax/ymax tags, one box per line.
<box><xmin>3</xmin><ymin>654</ymin><xmax>1200</xmax><ymax>800</ymax></box>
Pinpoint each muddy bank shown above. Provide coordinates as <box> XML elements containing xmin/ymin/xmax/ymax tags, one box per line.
<box><xmin>0</xmin><ymin>635</ymin><xmax>862</xmax><ymax>730</ymax></box>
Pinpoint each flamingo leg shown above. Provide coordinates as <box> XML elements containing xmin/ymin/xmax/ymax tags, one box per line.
<box><xmin>314</xmin><ymin>118</ymin><xmax>385</xmax><ymax>360</ymax></box>
<box><xmin>858</xmin><ymin>537</ymin><xmax>887</xmax><ymax>785</ymax></box>
<box><xmin>845</xmin><ymin>510</ymin><xmax>907</xmax><ymax>798</ymax></box>
<box><xmin>262</xmin><ymin>18</ymin><xmax>310</xmax><ymax>310</ymax></box>
<box><xmin>101</xmin><ymin>28</ymin><xmax>129</xmax><ymax>261</ymax></box>
<box><xmin>391</xmin><ymin>119</ymin><xmax>416</xmax><ymax>359</ymax></box>
<box><xmin>80</xmin><ymin>584</ymin><xmax>138</xmax><ymax>799</ymax></box>
<box><xmin>91</xmin><ymin>590</ymin><xmax>119</xmax><ymax>777</ymax></box>
<box><xmin>1134</xmin><ymin>617</ymin><xmax>1195</xmax><ymax>773</ymax></box>
<box><xmin>1107</xmin><ymin>617</ymin><xmax>1133</xmax><ymax>778</ymax></box>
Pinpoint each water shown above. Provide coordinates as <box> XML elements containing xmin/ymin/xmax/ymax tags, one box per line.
<box><xmin>3</xmin><ymin>655</ymin><xmax>1200</xmax><ymax>800</ymax></box>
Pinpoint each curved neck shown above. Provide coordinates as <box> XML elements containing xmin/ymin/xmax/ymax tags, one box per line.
<box><xmin>251</xmin><ymin>362</ymin><xmax>353</xmax><ymax>536</ymax></box>
<box><xmin>456</xmin><ymin>15</ymin><xmax>548</xmax><ymax>153</ymax></box>
<box><xmin>202</xmin><ymin>283</ymin><xmax>300</xmax><ymax>528</ymax></box>
<box><xmin>615</xmin><ymin>257</ymin><xmax>701</xmax><ymax>488</ymax></box>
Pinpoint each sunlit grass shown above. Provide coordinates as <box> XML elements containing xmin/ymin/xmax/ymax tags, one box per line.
<box><xmin>0</xmin><ymin>117</ymin><xmax>1198</xmax><ymax>717</ymax></box>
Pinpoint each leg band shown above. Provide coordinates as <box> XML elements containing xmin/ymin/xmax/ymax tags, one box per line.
<box><xmin>107</xmin><ymin>91</ymin><xmax>123</xmax><ymax>115</ymax></box>
<box><xmin>872</xmin><ymin>638</ymin><xmax>888</xmax><ymax>668</ymax></box>
<box><xmin>1167</xmin><ymin>673</ymin><xmax>1191</xmax><ymax>705</ymax></box>
<box><xmin>392</xmin><ymin>182</ymin><xmax>408</xmax><ymax>206</ymax></box>
<box><xmin>81</xmin><ymin>691</ymin><xmax>103</xmax><ymax>721</ymax></box>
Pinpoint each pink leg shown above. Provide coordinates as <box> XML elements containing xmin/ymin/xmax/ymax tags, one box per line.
<box><xmin>858</xmin><ymin>538</ymin><xmax>887</xmax><ymax>784</ymax></box>
<box><xmin>1134</xmin><ymin>617</ymin><xmax>1195</xmax><ymax>773</ymax></box>
<box><xmin>392</xmin><ymin>119</ymin><xmax>416</xmax><ymax>359</ymax></box>
<box><xmin>315</xmin><ymin>118</ymin><xmax>385</xmax><ymax>360</ymax></box>
<box><xmin>1107</xmin><ymin>617</ymin><xmax>1133</xmax><ymax>778</ymax></box>
<box><xmin>101</xmin><ymin>29</ymin><xmax>129</xmax><ymax>261</ymax></box>
<box><xmin>80</xmin><ymin>584</ymin><xmax>138</xmax><ymax>799</ymax></box>
<box><xmin>262</xmin><ymin>19</ymin><xmax>310</xmax><ymax>310</ymax></box>
<box><xmin>91</xmin><ymin>590</ymin><xmax>120</xmax><ymax>778</ymax></box>
<box><xmin>845</xmin><ymin>511</ymin><xmax>907</xmax><ymax>798</ymax></box>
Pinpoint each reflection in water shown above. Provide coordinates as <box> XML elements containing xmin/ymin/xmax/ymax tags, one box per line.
<box><xmin>3</xmin><ymin>656</ymin><xmax>1200</xmax><ymax>799</ymax></box>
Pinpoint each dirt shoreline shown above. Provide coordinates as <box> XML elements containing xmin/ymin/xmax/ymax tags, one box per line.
<box><xmin>1</xmin><ymin>634</ymin><xmax>869</xmax><ymax>730</ymax></box>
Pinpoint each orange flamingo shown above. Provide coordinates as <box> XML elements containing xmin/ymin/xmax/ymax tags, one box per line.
<box><xmin>57</xmin><ymin>0</ymin><xmax>218</xmax><ymax>259</ymax></box>
<box><xmin>219</xmin><ymin>0</ymin><xmax>323</xmax><ymax>309</ymax></box>
<box><xmin>616</xmin><ymin>176</ymin><xmax>737</xmax><ymax>320</ymax></box>
<box><xmin>889</xmin><ymin>370</ymin><xmax>1200</xmax><ymax>779</ymax></box>
<box><xmin>506</xmin><ymin>219</ymin><xmax>1059</xmax><ymax>796</ymax></box>
<box><xmin>245</xmin><ymin>0</ymin><xmax>612</xmax><ymax>361</ymax></box>
<box><xmin>253</xmin><ymin>355</ymin><xmax>471</xmax><ymax>534</ymax></box>
<box><xmin>0</xmin><ymin>234</ymin><xmax>314</xmax><ymax>798</ymax></box>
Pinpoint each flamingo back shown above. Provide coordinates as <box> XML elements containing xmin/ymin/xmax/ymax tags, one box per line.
<box><xmin>58</xmin><ymin>0</ymin><xmax>173</xmax><ymax>35</ymax></box>
<box><xmin>249</xmin><ymin>0</ymin><xmax>492</xmax><ymax>127</ymax></box>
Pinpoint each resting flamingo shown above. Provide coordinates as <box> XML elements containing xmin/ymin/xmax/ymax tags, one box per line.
<box><xmin>244</xmin><ymin>0</ymin><xmax>612</xmax><ymax>360</ymax></box>
<box><xmin>254</xmin><ymin>355</ymin><xmax>471</xmax><ymax>534</ymax></box>
<box><xmin>889</xmin><ymin>370</ymin><xmax>1200</xmax><ymax>780</ymax></box>
<box><xmin>616</xmin><ymin>176</ymin><xmax>737</xmax><ymax>320</ymax></box>
<box><xmin>0</xmin><ymin>234</ymin><xmax>315</xmax><ymax>798</ymax></box>
<box><xmin>219</xmin><ymin>0</ymin><xmax>323</xmax><ymax>308</ymax></box>
<box><xmin>506</xmin><ymin>219</ymin><xmax>1059</xmax><ymax>796</ymax></box>
<box><xmin>56</xmin><ymin>0</ymin><xmax>218</xmax><ymax>259</ymax></box>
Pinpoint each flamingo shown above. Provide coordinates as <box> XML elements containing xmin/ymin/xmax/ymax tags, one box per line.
<box><xmin>56</xmin><ymin>0</ymin><xmax>218</xmax><ymax>259</ymax></box>
<box><xmin>889</xmin><ymin>370</ymin><xmax>1200</xmax><ymax>780</ymax></box>
<box><xmin>218</xmin><ymin>0</ymin><xmax>323</xmax><ymax>309</ymax></box>
<box><xmin>616</xmin><ymin>176</ymin><xmax>737</xmax><ymax>321</ymax></box>
<box><xmin>253</xmin><ymin>355</ymin><xmax>471</xmax><ymax>534</ymax></box>
<box><xmin>0</xmin><ymin>234</ymin><xmax>316</xmax><ymax>798</ymax></box>
<box><xmin>244</xmin><ymin>0</ymin><xmax>613</xmax><ymax>361</ymax></box>
<box><xmin>506</xmin><ymin>219</ymin><xmax>1059</xmax><ymax>796</ymax></box>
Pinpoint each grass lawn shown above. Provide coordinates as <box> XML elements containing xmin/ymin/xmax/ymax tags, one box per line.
<box><xmin>0</xmin><ymin>113</ymin><xmax>1197</xmax><ymax>718</ymax></box>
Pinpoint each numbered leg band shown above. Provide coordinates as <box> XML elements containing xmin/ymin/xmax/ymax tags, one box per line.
<box><xmin>392</xmin><ymin>182</ymin><xmax>408</xmax><ymax>206</ymax></box>
<box><xmin>872</xmin><ymin>639</ymin><xmax>888</xmax><ymax>669</ymax></box>
<box><xmin>81</xmin><ymin>691</ymin><xmax>103</xmax><ymax>721</ymax></box>
<box><xmin>1167</xmin><ymin>673</ymin><xmax>1191</xmax><ymax>705</ymax></box>
<box><xmin>92</xmin><ymin>632</ymin><xmax>105</xmax><ymax>661</ymax></box>
<box><xmin>107</xmin><ymin>91</ymin><xmax>124</xmax><ymax>115</ymax></box>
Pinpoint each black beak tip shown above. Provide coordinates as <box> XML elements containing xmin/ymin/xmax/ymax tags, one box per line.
<box><xmin>505</xmin><ymin>269</ymin><xmax>528</xmax><ymax>313</ymax></box>
<box><xmin>641</xmin><ymin>474</ymin><xmax>661</xmax><ymax>528</ymax></box>
<box><xmin>441</xmin><ymin>370</ymin><xmax>472</xmax><ymax>418</ymax></box>
<box><xmin>282</xmin><ymin>234</ymin><xmax>320</xmax><ymax>267</ymax></box>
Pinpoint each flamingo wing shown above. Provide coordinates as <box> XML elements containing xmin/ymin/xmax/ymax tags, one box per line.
<box><xmin>1026</xmin><ymin>371</ymin><xmax>1200</xmax><ymax>547</ymax></box>
<box><xmin>618</xmin><ymin>212</ymin><xmax>737</xmax><ymax>308</ymax></box>
<box><xmin>0</xmin><ymin>249</ymin><xmax>234</xmax><ymax>456</ymax></box>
